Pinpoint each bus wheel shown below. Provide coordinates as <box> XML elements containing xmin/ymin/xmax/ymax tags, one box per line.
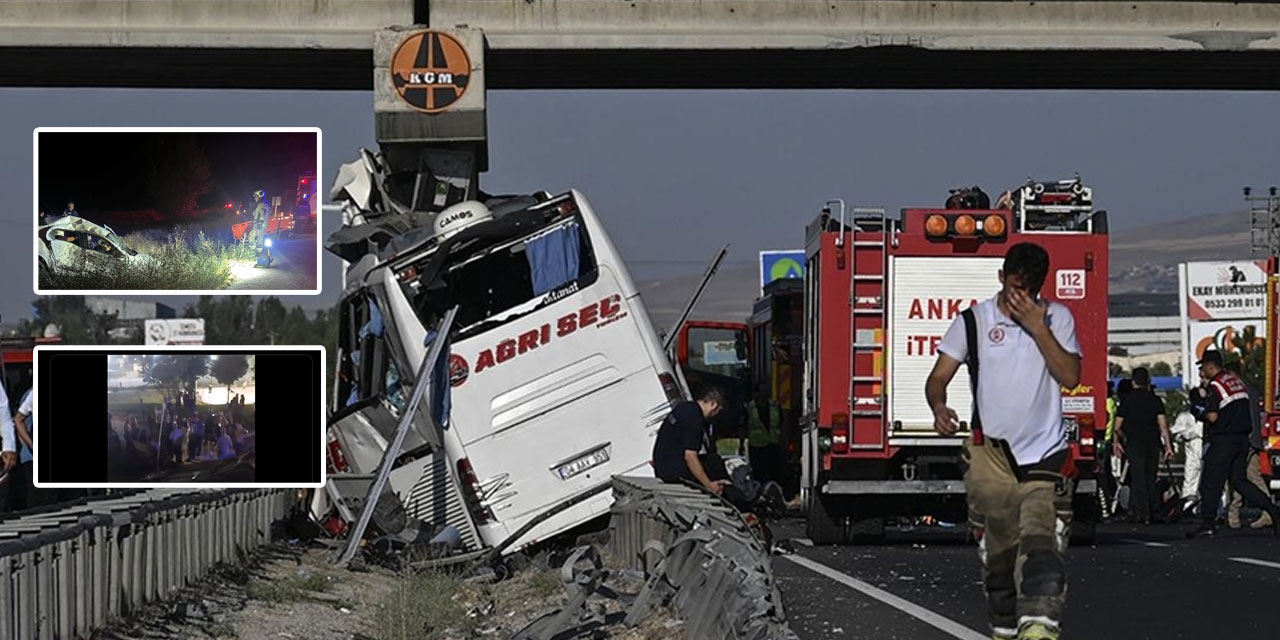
<box><xmin>806</xmin><ymin>494</ymin><xmax>845</xmax><ymax>545</ymax></box>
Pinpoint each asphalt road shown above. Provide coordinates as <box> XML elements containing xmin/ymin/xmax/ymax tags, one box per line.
<box><xmin>225</xmin><ymin>231</ymin><xmax>318</xmax><ymax>291</ymax></box>
<box><xmin>771</xmin><ymin>518</ymin><xmax>1280</xmax><ymax>639</ymax></box>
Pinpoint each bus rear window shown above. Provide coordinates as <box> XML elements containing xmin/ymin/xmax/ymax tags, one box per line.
<box><xmin>409</xmin><ymin>218</ymin><xmax>598</xmax><ymax>339</ymax></box>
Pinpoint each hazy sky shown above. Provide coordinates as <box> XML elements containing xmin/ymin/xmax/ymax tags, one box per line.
<box><xmin>3</xmin><ymin>88</ymin><xmax>1278</xmax><ymax>326</ymax></box>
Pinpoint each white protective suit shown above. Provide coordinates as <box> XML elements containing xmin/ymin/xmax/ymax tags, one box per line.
<box><xmin>1170</xmin><ymin>410</ymin><xmax>1202</xmax><ymax>504</ymax></box>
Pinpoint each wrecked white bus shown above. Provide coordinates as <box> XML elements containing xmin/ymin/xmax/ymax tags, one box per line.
<box><xmin>322</xmin><ymin>188</ymin><xmax>683</xmax><ymax>553</ymax></box>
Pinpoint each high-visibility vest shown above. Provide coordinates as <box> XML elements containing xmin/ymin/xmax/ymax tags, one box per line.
<box><xmin>1105</xmin><ymin>396</ymin><xmax>1117</xmax><ymax>442</ymax></box>
<box><xmin>747</xmin><ymin>399</ymin><xmax>782</xmax><ymax>448</ymax></box>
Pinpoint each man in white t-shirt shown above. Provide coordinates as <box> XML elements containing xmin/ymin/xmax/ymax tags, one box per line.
<box><xmin>0</xmin><ymin>382</ymin><xmax>16</xmax><ymax>511</ymax></box>
<box><xmin>926</xmin><ymin>242</ymin><xmax>1081</xmax><ymax>640</ymax></box>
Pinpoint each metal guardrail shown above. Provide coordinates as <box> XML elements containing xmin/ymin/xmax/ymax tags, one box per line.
<box><xmin>0</xmin><ymin>489</ymin><xmax>292</xmax><ymax>640</ymax></box>
<box><xmin>608</xmin><ymin>476</ymin><xmax>799</xmax><ymax>640</ymax></box>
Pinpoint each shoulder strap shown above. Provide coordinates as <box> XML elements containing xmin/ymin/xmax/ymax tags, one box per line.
<box><xmin>961</xmin><ymin>308</ymin><xmax>982</xmax><ymax>430</ymax></box>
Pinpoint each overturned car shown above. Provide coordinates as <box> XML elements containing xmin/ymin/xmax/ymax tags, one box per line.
<box><xmin>317</xmin><ymin>150</ymin><xmax>682</xmax><ymax>556</ymax></box>
<box><xmin>37</xmin><ymin>215</ymin><xmax>156</xmax><ymax>277</ymax></box>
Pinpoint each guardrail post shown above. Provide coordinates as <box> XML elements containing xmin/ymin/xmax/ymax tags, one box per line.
<box><xmin>110</xmin><ymin>520</ymin><xmax>125</xmax><ymax>622</ymax></box>
<box><xmin>165</xmin><ymin>507</ymin><xmax>176</xmax><ymax>596</ymax></box>
<box><xmin>143</xmin><ymin>513</ymin><xmax>156</xmax><ymax>604</ymax></box>
<box><xmin>196</xmin><ymin>501</ymin><xmax>207</xmax><ymax>577</ymax></box>
<box><xmin>74</xmin><ymin>529</ymin><xmax>89</xmax><ymax>636</ymax></box>
<box><xmin>183</xmin><ymin>503</ymin><xmax>194</xmax><ymax>587</ymax></box>
<box><xmin>18</xmin><ymin>548</ymin><xmax>36</xmax><ymax>640</ymax></box>
<box><xmin>92</xmin><ymin>521</ymin><xmax>107</xmax><ymax>629</ymax></box>
<box><xmin>0</xmin><ymin>553</ymin><xmax>10</xmax><ymax>640</ymax></box>
<box><xmin>55</xmin><ymin>537</ymin><xmax>72</xmax><ymax>640</ymax></box>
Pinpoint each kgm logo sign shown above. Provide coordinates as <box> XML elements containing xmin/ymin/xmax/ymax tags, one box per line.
<box><xmin>390</xmin><ymin>31</ymin><xmax>472</xmax><ymax>113</ymax></box>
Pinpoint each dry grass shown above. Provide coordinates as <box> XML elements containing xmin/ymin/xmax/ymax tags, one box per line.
<box><xmin>245</xmin><ymin>570</ymin><xmax>334</xmax><ymax>605</ymax></box>
<box><xmin>376</xmin><ymin>569</ymin><xmax>477</xmax><ymax>640</ymax></box>
<box><xmin>39</xmin><ymin>229</ymin><xmax>258</xmax><ymax>290</ymax></box>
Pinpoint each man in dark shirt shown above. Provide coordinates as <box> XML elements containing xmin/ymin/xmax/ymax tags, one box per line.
<box><xmin>1188</xmin><ymin>350</ymin><xmax>1280</xmax><ymax>538</ymax></box>
<box><xmin>1113</xmin><ymin>368</ymin><xmax>1173</xmax><ymax>524</ymax></box>
<box><xmin>1224</xmin><ymin>361</ymin><xmax>1274</xmax><ymax>529</ymax></box>
<box><xmin>653</xmin><ymin>386</ymin><xmax>726</xmax><ymax>493</ymax></box>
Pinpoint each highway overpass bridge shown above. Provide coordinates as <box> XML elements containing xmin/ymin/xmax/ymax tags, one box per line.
<box><xmin>2</xmin><ymin>1</ymin><xmax>1280</xmax><ymax>90</ymax></box>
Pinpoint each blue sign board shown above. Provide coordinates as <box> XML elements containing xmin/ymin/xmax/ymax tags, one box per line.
<box><xmin>760</xmin><ymin>250</ymin><xmax>806</xmax><ymax>290</ymax></box>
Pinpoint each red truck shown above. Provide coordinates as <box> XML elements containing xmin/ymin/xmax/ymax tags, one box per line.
<box><xmin>231</xmin><ymin>198</ymin><xmax>295</xmax><ymax>242</ymax></box>
<box><xmin>801</xmin><ymin>179</ymin><xmax>1109</xmax><ymax>543</ymax></box>
<box><xmin>0</xmin><ymin>336</ymin><xmax>60</xmax><ymax>414</ymax></box>
<box><xmin>1261</xmin><ymin>275</ymin><xmax>1280</xmax><ymax>497</ymax></box>
<box><xmin>674</xmin><ymin>320</ymin><xmax>752</xmax><ymax>448</ymax></box>
<box><xmin>231</xmin><ymin>173</ymin><xmax>317</xmax><ymax>243</ymax></box>
<box><xmin>673</xmin><ymin>281</ymin><xmax>807</xmax><ymax>491</ymax></box>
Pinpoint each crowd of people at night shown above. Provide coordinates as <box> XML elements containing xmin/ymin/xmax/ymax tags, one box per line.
<box><xmin>107</xmin><ymin>388</ymin><xmax>255</xmax><ymax>481</ymax></box>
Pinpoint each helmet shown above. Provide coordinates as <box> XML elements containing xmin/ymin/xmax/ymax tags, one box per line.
<box><xmin>252</xmin><ymin>189</ymin><xmax>265</xmax><ymax>201</ymax></box>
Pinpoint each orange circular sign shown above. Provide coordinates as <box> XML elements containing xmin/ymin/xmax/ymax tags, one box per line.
<box><xmin>390</xmin><ymin>31</ymin><xmax>472</xmax><ymax>113</ymax></box>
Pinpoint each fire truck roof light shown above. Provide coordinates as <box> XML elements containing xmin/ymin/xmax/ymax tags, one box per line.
<box><xmin>982</xmin><ymin>215</ymin><xmax>1006</xmax><ymax>237</ymax></box>
<box><xmin>954</xmin><ymin>214</ymin><xmax>977</xmax><ymax>236</ymax></box>
<box><xmin>925</xmin><ymin>214</ymin><xmax>948</xmax><ymax>237</ymax></box>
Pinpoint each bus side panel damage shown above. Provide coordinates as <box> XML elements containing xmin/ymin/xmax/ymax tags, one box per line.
<box><xmin>317</xmin><ymin>148</ymin><xmax>681</xmax><ymax>561</ymax></box>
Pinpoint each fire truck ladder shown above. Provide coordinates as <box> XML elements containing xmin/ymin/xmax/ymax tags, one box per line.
<box><xmin>847</xmin><ymin>206</ymin><xmax>889</xmax><ymax>449</ymax></box>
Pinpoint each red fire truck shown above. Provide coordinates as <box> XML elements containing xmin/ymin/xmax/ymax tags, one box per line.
<box><xmin>1260</xmin><ymin>275</ymin><xmax>1280</xmax><ymax>497</ymax></box>
<box><xmin>802</xmin><ymin>179</ymin><xmax>1109</xmax><ymax>543</ymax></box>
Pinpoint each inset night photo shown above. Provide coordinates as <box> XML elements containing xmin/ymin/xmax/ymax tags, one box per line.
<box><xmin>36</xmin><ymin>128</ymin><xmax>320</xmax><ymax>293</ymax></box>
<box><xmin>106</xmin><ymin>353</ymin><xmax>256</xmax><ymax>483</ymax></box>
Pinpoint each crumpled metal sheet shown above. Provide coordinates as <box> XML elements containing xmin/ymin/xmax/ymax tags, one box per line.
<box><xmin>510</xmin><ymin>545</ymin><xmax>615</xmax><ymax>640</ymax></box>
<box><xmin>606</xmin><ymin>476</ymin><xmax>800</xmax><ymax>640</ymax></box>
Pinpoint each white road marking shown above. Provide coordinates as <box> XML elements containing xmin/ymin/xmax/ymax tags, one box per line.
<box><xmin>1229</xmin><ymin>557</ymin><xmax>1280</xmax><ymax>570</ymax></box>
<box><xmin>1119</xmin><ymin>539</ymin><xmax>1171</xmax><ymax>548</ymax></box>
<box><xmin>792</xmin><ymin>537</ymin><xmax>814</xmax><ymax>547</ymax></box>
<box><xmin>782</xmin><ymin>553</ymin><xmax>988</xmax><ymax>640</ymax></box>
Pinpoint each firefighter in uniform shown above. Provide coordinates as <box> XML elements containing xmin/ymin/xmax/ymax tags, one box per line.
<box><xmin>746</xmin><ymin>383</ymin><xmax>783</xmax><ymax>485</ymax></box>
<box><xmin>926</xmin><ymin>243</ymin><xmax>1081</xmax><ymax>640</ymax></box>
<box><xmin>248</xmin><ymin>189</ymin><xmax>273</xmax><ymax>267</ymax></box>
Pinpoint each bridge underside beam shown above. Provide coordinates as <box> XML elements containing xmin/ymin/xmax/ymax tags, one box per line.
<box><xmin>2</xmin><ymin>46</ymin><xmax>1280</xmax><ymax>90</ymax></box>
<box><xmin>3</xmin><ymin>0</ymin><xmax>1280</xmax><ymax>90</ymax></box>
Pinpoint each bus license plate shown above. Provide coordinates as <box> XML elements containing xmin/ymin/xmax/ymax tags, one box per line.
<box><xmin>555</xmin><ymin>448</ymin><xmax>610</xmax><ymax>480</ymax></box>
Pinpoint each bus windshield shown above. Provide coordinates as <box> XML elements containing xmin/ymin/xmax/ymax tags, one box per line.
<box><xmin>686</xmin><ymin>326</ymin><xmax>750</xmax><ymax>380</ymax></box>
